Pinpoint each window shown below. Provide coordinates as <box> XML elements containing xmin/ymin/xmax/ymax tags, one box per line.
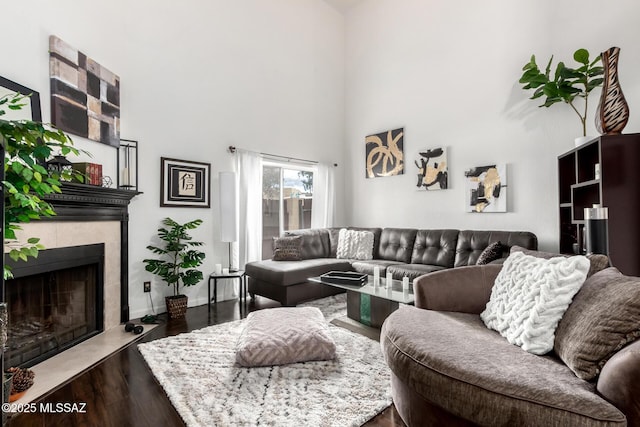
<box><xmin>262</xmin><ymin>163</ymin><xmax>314</xmax><ymax>259</ymax></box>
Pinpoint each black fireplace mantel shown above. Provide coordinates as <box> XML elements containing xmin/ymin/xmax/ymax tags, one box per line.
<box><xmin>42</xmin><ymin>182</ymin><xmax>142</xmax><ymax>322</ymax></box>
<box><xmin>43</xmin><ymin>182</ymin><xmax>141</xmax><ymax>222</ymax></box>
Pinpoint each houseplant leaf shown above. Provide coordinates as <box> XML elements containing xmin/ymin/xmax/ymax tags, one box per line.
<box><xmin>519</xmin><ymin>48</ymin><xmax>604</xmax><ymax>136</ymax></box>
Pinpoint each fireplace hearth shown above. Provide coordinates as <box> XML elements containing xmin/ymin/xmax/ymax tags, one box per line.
<box><xmin>4</xmin><ymin>244</ymin><xmax>104</xmax><ymax>367</ymax></box>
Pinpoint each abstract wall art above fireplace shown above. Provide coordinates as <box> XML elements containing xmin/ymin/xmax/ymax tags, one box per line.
<box><xmin>49</xmin><ymin>35</ymin><xmax>120</xmax><ymax>147</ymax></box>
<box><xmin>365</xmin><ymin>127</ymin><xmax>404</xmax><ymax>178</ymax></box>
<box><xmin>464</xmin><ymin>164</ymin><xmax>508</xmax><ymax>213</ymax></box>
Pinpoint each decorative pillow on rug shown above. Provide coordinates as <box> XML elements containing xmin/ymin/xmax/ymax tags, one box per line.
<box><xmin>235</xmin><ymin>307</ymin><xmax>336</xmax><ymax>367</ymax></box>
<box><xmin>554</xmin><ymin>267</ymin><xmax>640</xmax><ymax>381</ymax></box>
<box><xmin>510</xmin><ymin>245</ymin><xmax>609</xmax><ymax>278</ymax></box>
<box><xmin>336</xmin><ymin>228</ymin><xmax>374</xmax><ymax>260</ymax></box>
<box><xmin>481</xmin><ymin>251</ymin><xmax>590</xmax><ymax>355</ymax></box>
<box><xmin>272</xmin><ymin>235</ymin><xmax>302</xmax><ymax>261</ymax></box>
<box><xmin>476</xmin><ymin>241</ymin><xmax>503</xmax><ymax>265</ymax></box>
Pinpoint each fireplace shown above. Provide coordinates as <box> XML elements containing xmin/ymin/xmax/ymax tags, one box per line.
<box><xmin>2</xmin><ymin>183</ymin><xmax>138</xmax><ymax>365</ymax></box>
<box><xmin>4</xmin><ymin>244</ymin><xmax>104</xmax><ymax>367</ymax></box>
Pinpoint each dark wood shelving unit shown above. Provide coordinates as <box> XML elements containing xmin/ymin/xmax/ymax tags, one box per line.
<box><xmin>558</xmin><ymin>133</ymin><xmax>640</xmax><ymax>276</ymax></box>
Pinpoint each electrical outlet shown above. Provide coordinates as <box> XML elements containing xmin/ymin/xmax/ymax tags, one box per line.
<box><xmin>143</xmin><ymin>281</ymin><xmax>151</xmax><ymax>293</ymax></box>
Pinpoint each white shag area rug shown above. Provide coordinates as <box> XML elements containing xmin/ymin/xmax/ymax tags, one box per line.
<box><xmin>138</xmin><ymin>294</ymin><xmax>392</xmax><ymax>426</ymax></box>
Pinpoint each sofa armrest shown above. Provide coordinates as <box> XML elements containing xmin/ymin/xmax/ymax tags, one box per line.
<box><xmin>413</xmin><ymin>265</ymin><xmax>502</xmax><ymax>314</ymax></box>
<box><xmin>597</xmin><ymin>340</ymin><xmax>640</xmax><ymax>426</ymax></box>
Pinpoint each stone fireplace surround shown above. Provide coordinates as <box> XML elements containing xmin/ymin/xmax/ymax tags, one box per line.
<box><xmin>5</xmin><ymin>182</ymin><xmax>139</xmax><ymax>330</ymax></box>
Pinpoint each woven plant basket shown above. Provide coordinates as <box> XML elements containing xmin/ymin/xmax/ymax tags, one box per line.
<box><xmin>166</xmin><ymin>295</ymin><xmax>188</xmax><ymax>319</ymax></box>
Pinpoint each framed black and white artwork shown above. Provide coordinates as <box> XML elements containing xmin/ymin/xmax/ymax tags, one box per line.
<box><xmin>160</xmin><ymin>157</ymin><xmax>211</xmax><ymax>208</ymax></box>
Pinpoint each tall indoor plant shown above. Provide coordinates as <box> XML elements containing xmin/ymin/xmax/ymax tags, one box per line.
<box><xmin>1</xmin><ymin>92</ymin><xmax>83</xmax><ymax>279</ymax></box>
<box><xmin>519</xmin><ymin>48</ymin><xmax>604</xmax><ymax>138</ymax></box>
<box><xmin>143</xmin><ymin>217</ymin><xmax>206</xmax><ymax>319</ymax></box>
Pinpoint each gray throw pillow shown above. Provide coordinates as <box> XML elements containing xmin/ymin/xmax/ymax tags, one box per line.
<box><xmin>235</xmin><ymin>307</ymin><xmax>336</xmax><ymax>367</ymax></box>
<box><xmin>272</xmin><ymin>235</ymin><xmax>302</xmax><ymax>261</ymax></box>
<box><xmin>510</xmin><ymin>245</ymin><xmax>609</xmax><ymax>277</ymax></box>
<box><xmin>476</xmin><ymin>241</ymin><xmax>502</xmax><ymax>265</ymax></box>
<box><xmin>554</xmin><ymin>267</ymin><xmax>640</xmax><ymax>381</ymax></box>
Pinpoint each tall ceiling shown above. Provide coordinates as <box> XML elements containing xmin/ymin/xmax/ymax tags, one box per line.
<box><xmin>322</xmin><ymin>0</ymin><xmax>364</xmax><ymax>14</ymax></box>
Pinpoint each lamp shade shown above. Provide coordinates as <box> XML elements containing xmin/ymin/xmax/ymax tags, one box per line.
<box><xmin>219</xmin><ymin>171</ymin><xmax>239</xmax><ymax>242</ymax></box>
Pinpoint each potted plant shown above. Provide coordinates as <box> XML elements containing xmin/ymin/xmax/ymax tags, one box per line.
<box><xmin>519</xmin><ymin>48</ymin><xmax>604</xmax><ymax>140</ymax></box>
<box><xmin>1</xmin><ymin>91</ymin><xmax>84</xmax><ymax>279</ymax></box>
<box><xmin>143</xmin><ymin>217</ymin><xmax>206</xmax><ymax>319</ymax></box>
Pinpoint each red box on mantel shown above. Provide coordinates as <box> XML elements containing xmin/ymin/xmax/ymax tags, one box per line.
<box><xmin>72</xmin><ymin>162</ymin><xmax>103</xmax><ymax>186</ymax></box>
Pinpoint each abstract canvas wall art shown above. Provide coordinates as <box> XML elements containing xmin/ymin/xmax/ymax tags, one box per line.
<box><xmin>415</xmin><ymin>147</ymin><xmax>448</xmax><ymax>190</ymax></box>
<box><xmin>365</xmin><ymin>128</ymin><xmax>404</xmax><ymax>178</ymax></box>
<box><xmin>49</xmin><ymin>35</ymin><xmax>120</xmax><ymax>147</ymax></box>
<box><xmin>464</xmin><ymin>164</ymin><xmax>507</xmax><ymax>212</ymax></box>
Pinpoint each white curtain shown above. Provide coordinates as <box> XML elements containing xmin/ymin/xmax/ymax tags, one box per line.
<box><xmin>311</xmin><ymin>162</ymin><xmax>336</xmax><ymax>228</ymax></box>
<box><xmin>236</xmin><ymin>150</ymin><xmax>263</xmax><ymax>268</ymax></box>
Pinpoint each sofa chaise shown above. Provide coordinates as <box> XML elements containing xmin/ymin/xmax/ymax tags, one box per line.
<box><xmin>245</xmin><ymin>227</ymin><xmax>537</xmax><ymax>306</ymax></box>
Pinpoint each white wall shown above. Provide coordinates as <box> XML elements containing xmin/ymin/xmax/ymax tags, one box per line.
<box><xmin>1</xmin><ymin>0</ymin><xmax>345</xmax><ymax>318</ymax></box>
<box><xmin>5</xmin><ymin>0</ymin><xmax>640</xmax><ymax>319</ymax></box>
<box><xmin>344</xmin><ymin>0</ymin><xmax>640</xmax><ymax>251</ymax></box>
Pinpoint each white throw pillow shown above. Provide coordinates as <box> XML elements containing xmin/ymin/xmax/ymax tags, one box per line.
<box><xmin>480</xmin><ymin>251</ymin><xmax>590</xmax><ymax>355</ymax></box>
<box><xmin>336</xmin><ymin>228</ymin><xmax>374</xmax><ymax>260</ymax></box>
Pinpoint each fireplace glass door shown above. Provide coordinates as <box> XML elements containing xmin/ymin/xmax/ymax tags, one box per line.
<box><xmin>4</xmin><ymin>244</ymin><xmax>104</xmax><ymax>367</ymax></box>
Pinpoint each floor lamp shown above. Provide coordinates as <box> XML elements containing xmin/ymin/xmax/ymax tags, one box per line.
<box><xmin>219</xmin><ymin>171</ymin><xmax>239</xmax><ymax>272</ymax></box>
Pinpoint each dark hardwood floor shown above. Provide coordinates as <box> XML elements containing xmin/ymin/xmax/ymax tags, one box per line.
<box><xmin>8</xmin><ymin>296</ymin><xmax>406</xmax><ymax>427</ymax></box>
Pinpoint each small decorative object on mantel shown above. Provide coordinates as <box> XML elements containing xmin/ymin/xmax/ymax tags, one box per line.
<box><xmin>595</xmin><ymin>47</ymin><xmax>630</xmax><ymax>135</ymax></box>
<box><xmin>118</xmin><ymin>139</ymin><xmax>138</xmax><ymax>191</ymax></box>
<box><xmin>519</xmin><ymin>49</ymin><xmax>603</xmax><ymax>139</ymax></box>
<box><xmin>46</xmin><ymin>154</ymin><xmax>74</xmax><ymax>180</ymax></box>
<box><xmin>72</xmin><ymin>162</ymin><xmax>103</xmax><ymax>185</ymax></box>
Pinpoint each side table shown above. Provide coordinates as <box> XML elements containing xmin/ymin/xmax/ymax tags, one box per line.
<box><xmin>208</xmin><ymin>270</ymin><xmax>247</xmax><ymax>312</ymax></box>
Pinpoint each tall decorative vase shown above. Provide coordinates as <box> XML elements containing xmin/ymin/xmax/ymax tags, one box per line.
<box><xmin>595</xmin><ymin>46</ymin><xmax>630</xmax><ymax>135</ymax></box>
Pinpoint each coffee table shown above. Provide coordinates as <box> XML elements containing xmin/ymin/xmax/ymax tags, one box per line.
<box><xmin>309</xmin><ymin>274</ymin><xmax>414</xmax><ymax>329</ymax></box>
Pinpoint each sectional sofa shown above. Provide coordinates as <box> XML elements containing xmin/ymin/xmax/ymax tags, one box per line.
<box><xmin>245</xmin><ymin>227</ymin><xmax>538</xmax><ymax>306</ymax></box>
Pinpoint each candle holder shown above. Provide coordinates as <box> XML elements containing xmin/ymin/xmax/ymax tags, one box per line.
<box><xmin>118</xmin><ymin>139</ymin><xmax>138</xmax><ymax>190</ymax></box>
